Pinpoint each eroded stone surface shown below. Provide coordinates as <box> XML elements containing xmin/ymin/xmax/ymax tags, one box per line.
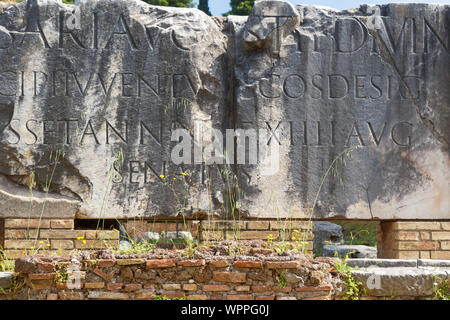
<box><xmin>351</xmin><ymin>267</ymin><xmax>450</xmax><ymax>297</ymax></box>
<box><xmin>0</xmin><ymin>0</ymin><xmax>229</xmax><ymax>218</ymax></box>
<box><xmin>232</xmin><ymin>2</ymin><xmax>449</xmax><ymax>219</ymax></box>
<box><xmin>0</xmin><ymin>0</ymin><xmax>448</xmax><ymax>220</ymax></box>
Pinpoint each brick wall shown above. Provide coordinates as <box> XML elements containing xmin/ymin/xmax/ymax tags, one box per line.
<box><xmin>377</xmin><ymin>221</ymin><xmax>450</xmax><ymax>259</ymax></box>
<box><xmin>6</xmin><ymin>254</ymin><xmax>339</xmax><ymax>300</ymax></box>
<box><xmin>124</xmin><ymin>219</ymin><xmax>313</xmax><ymax>252</ymax></box>
<box><xmin>2</xmin><ymin>218</ymin><xmax>119</xmax><ymax>259</ymax></box>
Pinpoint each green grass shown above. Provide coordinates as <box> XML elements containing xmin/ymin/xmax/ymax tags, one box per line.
<box><xmin>333</xmin><ymin>221</ymin><xmax>378</xmax><ymax>247</ymax></box>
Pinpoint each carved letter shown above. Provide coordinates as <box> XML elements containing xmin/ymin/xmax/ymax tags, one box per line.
<box><xmin>346</xmin><ymin>122</ymin><xmax>365</xmax><ymax>146</ymax></box>
<box><xmin>333</xmin><ymin>18</ymin><xmax>367</xmax><ymax>53</ymax></box>
<box><xmin>283</xmin><ymin>74</ymin><xmax>306</xmax><ymax>99</ymax></box>
<box><xmin>391</xmin><ymin>122</ymin><xmax>412</xmax><ymax>147</ymax></box>
<box><xmin>105</xmin><ymin>14</ymin><xmax>137</xmax><ymax>50</ymax></box>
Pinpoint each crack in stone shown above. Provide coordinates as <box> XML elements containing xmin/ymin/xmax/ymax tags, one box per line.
<box><xmin>363</xmin><ymin>18</ymin><xmax>449</xmax><ymax>147</ymax></box>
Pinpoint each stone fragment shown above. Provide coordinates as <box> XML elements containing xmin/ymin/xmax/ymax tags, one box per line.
<box><xmin>232</xmin><ymin>1</ymin><xmax>450</xmax><ymax>221</ymax></box>
<box><xmin>0</xmin><ymin>0</ymin><xmax>228</xmax><ymax>220</ymax></box>
<box><xmin>323</xmin><ymin>245</ymin><xmax>377</xmax><ymax>259</ymax></box>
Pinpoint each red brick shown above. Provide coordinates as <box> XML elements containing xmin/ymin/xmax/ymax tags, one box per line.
<box><xmin>50</xmin><ymin>240</ymin><xmax>74</xmax><ymax>250</ymax></box>
<box><xmin>116</xmin><ymin>259</ymin><xmax>145</xmax><ymax>266</ymax></box>
<box><xmin>396</xmin><ymin>241</ymin><xmax>439</xmax><ymax>250</ymax></box>
<box><xmin>4</xmin><ymin>229</ymin><xmax>39</xmax><ymax>239</ymax></box>
<box><xmin>146</xmin><ymin>259</ymin><xmax>176</xmax><ymax>269</ymax></box>
<box><xmin>56</xmin><ymin>283</ymin><xmax>69</xmax><ymax>290</ymax></box>
<box><xmin>97</xmin><ymin>259</ymin><xmax>116</xmax><ymax>268</ymax></box>
<box><xmin>85</xmin><ymin>230</ymin><xmax>119</xmax><ymax>240</ymax></box>
<box><xmin>30</xmin><ymin>280</ymin><xmax>53</xmax><ymax>290</ymax></box>
<box><xmin>252</xmin><ymin>285</ymin><xmax>272</xmax><ymax>293</ymax></box>
<box><xmin>50</xmin><ymin>219</ymin><xmax>74</xmax><ymax>229</ymax></box>
<box><xmin>37</xmin><ymin>262</ymin><xmax>55</xmax><ymax>272</ymax></box>
<box><xmin>40</xmin><ymin>230</ymin><xmax>85</xmax><ymax>239</ymax></box>
<box><xmin>107</xmin><ymin>283</ymin><xmax>124</xmax><ymax>290</ymax></box>
<box><xmin>84</xmin><ymin>282</ymin><xmax>105</xmax><ymax>289</ymax></box>
<box><xmin>135</xmin><ymin>292</ymin><xmax>156</xmax><ymax>300</ymax></box>
<box><xmin>391</xmin><ymin>222</ymin><xmax>441</xmax><ymax>231</ymax></box>
<box><xmin>227</xmin><ymin>294</ymin><xmax>253</xmax><ymax>300</ymax></box>
<box><xmin>58</xmin><ymin>291</ymin><xmax>84</xmax><ymax>300</ymax></box>
<box><xmin>5</xmin><ymin>219</ymin><xmax>50</xmax><ymax>229</ymax></box>
<box><xmin>177</xmin><ymin>259</ymin><xmax>206</xmax><ymax>267</ymax></box>
<box><xmin>235</xmin><ymin>285</ymin><xmax>250</xmax><ymax>292</ymax></box>
<box><xmin>431</xmin><ymin>251</ymin><xmax>450</xmax><ymax>260</ymax></box>
<box><xmin>162</xmin><ymin>283</ymin><xmax>181</xmax><ymax>291</ymax></box>
<box><xmin>272</xmin><ymin>286</ymin><xmax>291</xmax><ymax>293</ymax></box>
<box><xmin>74</xmin><ymin>240</ymin><xmax>117</xmax><ymax>249</ymax></box>
<box><xmin>209</xmin><ymin>260</ymin><xmax>230</xmax><ymax>268</ymax></box>
<box><xmin>213</xmin><ymin>272</ymin><xmax>246</xmax><ymax>283</ymax></box>
<box><xmin>247</xmin><ymin>221</ymin><xmax>270</xmax><ymax>230</ymax></box>
<box><xmin>266</xmin><ymin>261</ymin><xmax>299</xmax><ymax>269</ymax></box>
<box><xmin>432</xmin><ymin>232</ymin><xmax>450</xmax><ymax>241</ymax></box>
<box><xmin>397</xmin><ymin>251</ymin><xmax>420</xmax><ymax>259</ymax></box>
<box><xmin>255</xmin><ymin>295</ymin><xmax>275</xmax><ymax>300</ymax></box>
<box><xmin>232</xmin><ymin>260</ymin><xmax>263</xmax><ymax>268</ymax></box>
<box><xmin>162</xmin><ymin>293</ymin><xmax>185</xmax><ymax>299</ymax></box>
<box><xmin>125</xmin><ymin>283</ymin><xmax>143</xmax><ymax>292</ymax></box>
<box><xmin>183</xmin><ymin>284</ymin><xmax>198</xmax><ymax>291</ymax></box>
<box><xmin>203</xmin><ymin>284</ymin><xmax>231</xmax><ymax>292</ymax></box>
<box><xmin>29</xmin><ymin>273</ymin><xmax>56</xmax><ymax>280</ymax></box>
<box><xmin>393</xmin><ymin>231</ymin><xmax>420</xmax><ymax>241</ymax></box>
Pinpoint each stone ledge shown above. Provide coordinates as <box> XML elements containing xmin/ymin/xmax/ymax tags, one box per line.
<box><xmin>348</xmin><ymin>259</ymin><xmax>450</xmax><ymax>268</ymax></box>
<box><xmin>351</xmin><ymin>267</ymin><xmax>450</xmax><ymax>297</ymax></box>
<box><xmin>0</xmin><ymin>272</ymin><xmax>14</xmax><ymax>289</ymax></box>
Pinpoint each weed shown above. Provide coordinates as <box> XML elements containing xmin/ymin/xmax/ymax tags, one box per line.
<box><xmin>334</xmin><ymin>255</ymin><xmax>366</xmax><ymax>300</ymax></box>
<box><xmin>275</xmin><ymin>270</ymin><xmax>287</xmax><ymax>288</ymax></box>
<box><xmin>0</xmin><ymin>274</ymin><xmax>25</xmax><ymax>296</ymax></box>
<box><xmin>54</xmin><ymin>264</ymin><xmax>69</xmax><ymax>285</ymax></box>
<box><xmin>114</xmin><ymin>239</ymin><xmax>156</xmax><ymax>257</ymax></box>
<box><xmin>0</xmin><ymin>247</ymin><xmax>14</xmax><ymax>272</ymax></box>
<box><xmin>431</xmin><ymin>275</ymin><xmax>450</xmax><ymax>300</ymax></box>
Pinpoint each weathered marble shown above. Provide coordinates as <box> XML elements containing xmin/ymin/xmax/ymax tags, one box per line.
<box><xmin>0</xmin><ymin>0</ymin><xmax>448</xmax><ymax>220</ymax></box>
<box><xmin>232</xmin><ymin>1</ymin><xmax>449</xmax><ymax>219</ymax></box>
<box><xmin>0</xmin><ymin>0</ymin><xmax>229</xmax><ymax>219</ymax></box>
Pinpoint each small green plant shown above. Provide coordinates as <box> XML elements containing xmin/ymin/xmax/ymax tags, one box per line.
<box><xmin>0</xmin><ymin>247</ymin><xmax>14</xmax><ymax>273</ymax></box>
<box><xmin>431</xmin><ymin>275</ymin><xmax>450</xmax><ymax>300</ymax></box>
<box><xmin>0</xmin><ymin>274</ymin><xmax>25</xmax><ymax>296</ymax></box>
<box><xmin>335</xmin><ymin>255</ymin><xmax>366</xmax><ymax>300</ymax></box>
<box><xmin>183</xmin><ymin>238</ymin><xmax>198</xmax><ymax>259</ymax></box>
<box><xmin>275</xmin><ymin>270</ymin><xmax>287</xmax><ymax>289</ymax></box>
<box><xmin>54</xmin><ymin>265</ymin><xmax>69</xmax><ymax>285</ymax></box>
<box><xmin>114</xmin><ymin>240</ymin><xmax>156</xmax><ymax>256</ymax></box>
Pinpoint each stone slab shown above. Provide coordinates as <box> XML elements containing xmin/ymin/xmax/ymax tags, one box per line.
<box><xmin>351</xmin><ymin>267</ymin><xmax>450</xmax><ymax>297</ymax></box>
<box><xmin>232</xmin><ymin>2</ymin><xmax>450</xmax><ymax>219</ymax></box>
<box><xmin>0</xmin><ymin>272</ymin><xmax>14</xmax><ymax>289</ymax></box>
<box><xmin>0</xmin><ymin>0</ymin><xmax>448</xmax><ymax>221</ymax></box>
<box><xmin>0</xmin><ymin>0</ymin><xmax>228</xmax><ymax>219</ymax></box>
